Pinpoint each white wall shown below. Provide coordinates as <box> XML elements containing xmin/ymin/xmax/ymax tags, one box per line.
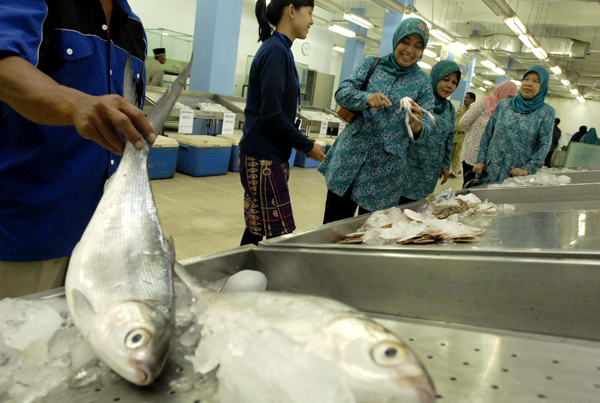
<box><xmin>546</xmin><ymin>97</ymin><xmax>600</xmax><ymax>146</ymax></box>
<box><xmin>128</xmin><ymin>0</ymin><xmax>197</xmax><ymax>35</ymax></box>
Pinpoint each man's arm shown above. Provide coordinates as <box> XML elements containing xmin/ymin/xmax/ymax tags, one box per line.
<box><xmin>0</xmin><ymin>55</ymin><xmax>155</xmax><ymax>154</ymax></box>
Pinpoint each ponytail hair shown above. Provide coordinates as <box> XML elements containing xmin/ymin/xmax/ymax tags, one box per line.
<box><xmin>255</xmin><ymin>0</ymin><xmax>315</xmax><ymax>42</ymax></box>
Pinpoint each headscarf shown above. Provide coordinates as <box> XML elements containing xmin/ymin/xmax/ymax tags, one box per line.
<box><xmin>378</xmin><ymin>17</ymin><xmax>429</xmax><ymax>77</ymax></box>
<box><xmin>483</xmin><ymin>81</ymin><xmax>519</xmax><ymax>118</ymax></box>
<box><xmin>509</xmin><ymin>66</ymin><xmax>550</xmax><ymax>114</ymax></box>
<box><xmin>579</xmin><ymin>128</ymin><xmax>600</xmax><ymax>146</ymax></box>
<box><xmin>430</xmin><ymin>60</ymin><xmax>461</xmax><ymax>114</ymax></box>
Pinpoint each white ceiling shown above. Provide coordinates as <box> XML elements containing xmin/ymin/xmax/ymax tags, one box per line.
<box><xmin>320</xmin><ymin>0</ymin><xmax>600</xmax><ymax>99</ymax></box>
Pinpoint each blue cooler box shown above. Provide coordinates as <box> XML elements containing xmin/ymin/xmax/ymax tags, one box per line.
<box><xmin>175</xmin><ymin>135</ymin><xmax>232</xmax><ymax>177</ymax></box>
<box><xmin>294</xmin><ymin>140</ymin><xmax>326</xmax><ymax>168</ymax></box>
<box><xmin>148</xmin><ymin>136</ymin><xmax>179</xmax><ymax>180</ymax></box>
<box><xmin>222</xmin><ymin>130</ymin><xmax>244</xmax><ymax>172</ymax></box>
<box><xmin>288</xmin><ymin>148</ymin><xmax>297</xmax><ymax>169</ymax></box>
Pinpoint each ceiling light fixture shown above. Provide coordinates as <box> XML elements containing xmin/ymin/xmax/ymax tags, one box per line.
<box><xmin>343</xmin><ymin>12</ymin><xmax>374</xmax><ymax>29</ymax></box>
<box><xmin>450</xmin><ymin>42</ymin><xmax>469</xmax><ymax>53</ymax></box>
<box><xmin>328</xmin><ymin>24</ymin><xmax>357</xmax><ymax>38</ymax></box>
<box><xmin>483</xmin><ymin>80</ymin><xmax>494</xmax><ymax>86</ymax></box>
<box><xmin>481</xmin><ymin>60</ymin><xmax>496</xmax><ymax>69</ymax></box>
<box><xmin>570</xmin><ymin>89</ymin><xmax>579</xmax><ymax>95</ymax></box>
<box><xmin>423</xmin><ymin>49</ymin><xmax>437</xmax><ymax>58</ymax></box>
<box><xmin>518</xmin><ymin>34</ymin><xmax>535</xmax><ymax>49</ymax></box>
<box><xmin>561</xmin><ymin>79</ymin><xmax>571</xmax><ymax>87</ymax></box>
<box><xmin>511</xmin><ymin>80</ymin><xmax>521</xmax><ymax>86</ymax></box>
<box><xmin>430</xmin><ymin>29</ymin><xmax>453</xmax><ymax>43</ymax></box>
<box><xmin>333</xmin><ymin>45</ymin><xmax>345</xmax><ymax>53</ymax></box>
<box><xmin>417</xmin><ymin>61</ymin><xmax>432</xmax><ymax>69</ymax></box>
<box><xmin>504</xmin><ymin>16</ymin><xmax>527</xmax><ymax>36</ymax></box>
<box><xmin>532</xmin><ymin>47</ymin><xmax>548</xmax><ymax>60</ymax></box>
<box><xmin>550</xmin><ymin>66</ymin><xmax>562</xmax><ymax>75</ymax></box>
<box><xmin>577</xmin><ymin>96</ymin><xmax>586</xmax><ymax>103</ymax></box>
<box><xmin>479</xmin><ymin>87</ymin><xmax>487</xmax><ymax>91</ymax></box>
<box><xmin>492</xmin><ymin>67</ymin><xmax>506</xmax><ymax>75</ymax></box>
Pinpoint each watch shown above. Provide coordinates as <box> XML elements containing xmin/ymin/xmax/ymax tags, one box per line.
<box><xmin>301</xmin><ymin>42</ymin><xmax>312</xmax><ymax>56</ymax></box>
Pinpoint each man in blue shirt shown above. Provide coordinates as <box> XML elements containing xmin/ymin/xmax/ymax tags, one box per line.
<box><xmin>0</xmin><ymin>0</ymin><xmax>156</xmax><ymax>299</ymax></box>
<box><xmin>570</xmin><ymin>125</ymin><xmax>587</xmax><ymax>144</ymax></box>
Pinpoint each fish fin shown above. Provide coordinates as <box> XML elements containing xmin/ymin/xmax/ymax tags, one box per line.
<box><xmin>166</xmin><ymin>236</ymin><xmax>176</xmax><ymax>266</ymax></box>
<box><xmin>71</xmin><ymin>289</ymin><xmax>95</xmax><ymax>332</ymax></box>
<box><xmin>123</xmin><ymin>54</ymin><xmax>141</xmax><ymax>109</ymax></box>
<box><xmin>174</xmin><ymin>261</ymin><xmax>204</xmax><ymax>298</ymax></box>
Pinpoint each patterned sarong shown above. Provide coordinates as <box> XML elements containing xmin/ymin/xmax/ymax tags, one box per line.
<box><xmin>239</xmin><ymin>152</ymin><xmax>296</xmax><ymax>238</ymax></box>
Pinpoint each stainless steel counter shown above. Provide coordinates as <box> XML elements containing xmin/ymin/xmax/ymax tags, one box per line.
<box><xmin>33</xmin><ymin>247</ymin><xmax>600</xmax><ymax>402</ymax></box>
<box><xmin>260</xmin><ymin>183</ymin><xmax>600</xmax><ymax>257</ymax></box>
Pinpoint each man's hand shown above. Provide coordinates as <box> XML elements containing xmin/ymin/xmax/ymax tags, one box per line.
<box><xmin>73</xmin><ymin>94</ymin><xmax>156</xmax><ymax>154</ymax></box>
<box><xmin>473</xmin><ymin>163</ymin><xmax>486</xmax><ymax>175</ymax></box>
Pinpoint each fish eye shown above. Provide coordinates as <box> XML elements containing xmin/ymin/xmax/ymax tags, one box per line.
<box><xmin>371</xmin><ymin>342</ymin><xmax>407</xmax><ymax>367</ymax></box>
<box><xmin>125</xmin><ymin>329</ymin><xmax>151</xmax><ymax>349</ymax></box>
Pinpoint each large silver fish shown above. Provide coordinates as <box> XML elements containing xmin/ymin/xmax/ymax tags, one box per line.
<box><xmin>65</xmin><ymin>57</ymin><xmax>192</xmax><ymax>386</ymax></box>
<box><xmin>175</xmin><ymin>264</ymin><xmax>436</xmax><ymax>403</ymax></box>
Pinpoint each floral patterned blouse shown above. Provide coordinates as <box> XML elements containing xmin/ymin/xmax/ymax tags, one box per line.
<box><xmin>459</xmin><ymin>99</ymin><xmax>489</xmax><ymax>166</ymax></box>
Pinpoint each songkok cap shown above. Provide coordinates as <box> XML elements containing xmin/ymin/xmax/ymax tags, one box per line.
<box><xmin>153</xmin><ymin>48</ymin><xmax>166</xmax><ymax>57</ymax></box>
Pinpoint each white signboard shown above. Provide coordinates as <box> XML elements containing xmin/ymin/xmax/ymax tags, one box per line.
<box><xmin>178</xmin><ymin>109</ymin><xmax>194</xmax><ymax>134</ymax></box>
<box><xmin>222</xmin><ymin>113</ymin><xmax>236</xmax><ymax>135</ymax></box>
<box><xmin>319</xmin><ymin>121</ymin><xmax>328</xmax><ymax>138</ymax></box>
<box><xmin>338</xmin><ymin>122</ymin><xmax>347</xmax><ymax>133</ymax></box>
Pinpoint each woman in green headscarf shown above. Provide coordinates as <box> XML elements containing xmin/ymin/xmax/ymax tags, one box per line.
<box><xmin>579</xmin><ymin>128</ymin><xmax>600</xmax><ymax>146</ymax></box>
<box><xmin>402</xmin><ymin>60</ymin><xmax>461</xmax><ymax>202</ymax></box>
<box><xmin>473</xmin><ymin>66</ymin><xmax>556</xmax><ymax>184</ymax></box>
<box><xmin>319</xmin><ymin>18</ymin><xmax>435</xmax><ymax>223</ymax></box>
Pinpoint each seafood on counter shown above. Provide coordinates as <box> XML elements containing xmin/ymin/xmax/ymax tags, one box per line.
<box><xmin>175</xmin><ymin>263</ymin><xmax>436</xmax><ymax>403</ymax></box>
<box><xmin>65</xmin><ymin>56</ymin><xmax>193</xmax><ymax>386</ymax></box>
<box><xmin>487</xmin><ymin>172</ymin><xmax>572</xmax><ymax>188</ymax></box>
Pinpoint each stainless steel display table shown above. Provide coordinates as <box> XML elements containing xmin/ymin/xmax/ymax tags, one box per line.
<box><xmin>25</xmin><ymin>246</ymin><xmax>600</xmax><ymax>402</ymax></box>
<box><xmin>261</xmin><ymin>183</ymin><xmax>600</xmax><ymax>257</ymax></box>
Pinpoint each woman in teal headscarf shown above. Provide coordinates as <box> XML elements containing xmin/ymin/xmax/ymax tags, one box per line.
<box><xmin>402</xmin><ymin>60</ymin><xmax>461</xmax><ymax>202</ymax></box>
<box><xmin>473</xmin><ymin>66</ymin><xmax>556</xmax><ymax>184</ymax></box>
<box><xmin>319</xmin><ymin>18</ymin><xmax>435</xmax><ymax>223</ymax></box>
<box><xmin>579</xmin><ymin>128</ymin><xmax>600</xmax><ymax>146</ymax></box>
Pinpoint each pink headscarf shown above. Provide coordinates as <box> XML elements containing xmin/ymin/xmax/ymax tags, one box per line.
<box><xmin>483</xmin><ymin>81</ymin><xmax>519</xmax><ymax>118</ymax></box>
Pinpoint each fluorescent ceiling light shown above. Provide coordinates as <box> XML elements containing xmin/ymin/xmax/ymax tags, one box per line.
<box><xmin>430</xmin><ymin>29</ymin><xmax>453</xmax><ymax>43</ymax></box>
<box><xmin>404</xmin><ymin>13</ymin><xmax>432</xmax><ymax>28</ymax></box>
<box><xmin>423</xmin><ymin>49</ymin><xmax>437</xmax><ymax>58</ymax></box>
<box><xmin>479</xmin><ymin>87</ymin><xmax>487</xmax><ymax>91</ymax></box>
<box><xmin>435</xmin><ymin>57</ymin><xmax>441</xmax><ymax>61</ymax></box>
<box><xmin>481</xmin><ymin>60</ymin><xmax>496</xmax><ymax>69</ymax></box>
<box><xmin>511</xmin><ymin>80</ymin><xmax>521</xmax><ymax>86</ymax></box>
<box><xmin>561</xmin><ymin>79</ymin><xmax>571</xmax><ymax>86</ymax></box>
<box><xmin>450</xmin><ymin>42</ymin><xmax>469</xmax><ymax>53</ymax></box>
<box><xmin>333</xmin><ymin>45</ymin><xmax>345</xmax><ymax>53</ymax></box>
<box><xmin>550</xmin><ymin>66</ymin><xmax>562</xmax><ymax>75</ymax></box>
<box><xmin>570</xmin><ymin>89</ymin><xmax>579</xmax><ymax>95</ymax></box>
<box><xmin>577</xmin><ymin>96</ymin><xmax>586</xmax><ymax>103</ymax></box>
<box><xmin>532</xmin><ymin>47</ymin><xmax>548</xmax><ymax>60</ymax></box>
<box><xmin>518</xmin><ymin>34</ymin><xmax>535</xmax><ymax>49</ymax></box>
<box><xmin>492</xmin><ymin>67</ymin><xmax>506</xmax><ymax>75</ymax></box>
<box><xmin>161</xmin><ymin>32</ymin><xmax>169</xmax><ymax>36</ymax></box>
<box><xmin>328</xmin><ymin>24</ymin><xmax>356</xmax><ymax>38</ymax></box>
<box><xmin>483</xmin><ymin>80</ymin><xmax>494</xmax><ymax>86</ymax></box>
<box><xmin>504</xmin><ymin>16</ymin><xmax>527</xmax><ymax>36</ymax></box>
<box><xmin>417</xmin><ymin>61</ymin><xmax>432</xmax><ymax>69</ymax></box>
<box><xmin>343</xmin><ymin>12</ymin><xmax>374</xmax><ymax>29</ymax></box>
<box><xmin>470</xmin><ymin>83</ymin><xmax>474</xmax><ymax>87</ymax></box>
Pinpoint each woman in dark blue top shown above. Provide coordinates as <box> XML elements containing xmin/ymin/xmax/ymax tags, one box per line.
<box><xmin>239</xmin><ymin>0</ymin><xmax>325</xmax><ymax>246</ymax></box>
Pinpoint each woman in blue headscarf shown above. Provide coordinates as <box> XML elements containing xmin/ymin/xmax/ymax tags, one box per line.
<box><xmin>473</xmin><ymin>66</ymin><xmax>555</xmax><ymax>184</ymax></box>
<box><xmin>579</xmin><ymin>128</ymin><xmax>600</xmax><ymax>146</ymax></box>
<box><xmin>402</xmin><ymin>60</ymin><xmax>461</xmax><ymax>202</ymax></box>
<box><xmin>319</xmin><ymin>18</ymin><xmax>435</xmax><ymax>223</ymax></box>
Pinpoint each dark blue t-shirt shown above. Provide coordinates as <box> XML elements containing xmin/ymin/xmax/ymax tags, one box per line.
<box><xmin>240</xmin><ymin>33</ymin><xmax>314</xmax><ymax>163</ymax></box>
<box><xmin>0</xmin><ymin>0</ymin><xmax>147</xmax><ymax>261</ymax></box>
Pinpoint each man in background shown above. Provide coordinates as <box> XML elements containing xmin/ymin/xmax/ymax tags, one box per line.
<box><xmin>450</xmin><ymin>92</ymin><xmax>476</xmax><ymax>178</ymax></box>
<box><xmin>545</xmin><ymin>118</ymin><xmax>562</xmax><ymax>167</ymax></box>
<box><xmin>147</xmin><ymin>47</ymin><xmax>167</xmax><ymax>87</ymax></box>
<box><xmin>570</xmin><ymin>125</ymin><xmax>588</xmax><ymax>144</ymax></box>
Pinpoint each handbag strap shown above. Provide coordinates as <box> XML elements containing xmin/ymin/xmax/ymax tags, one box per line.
<box><xmin>360</xmin><ymin>57</ymin><xmax>381</xmax><ymax>91</ymax></box>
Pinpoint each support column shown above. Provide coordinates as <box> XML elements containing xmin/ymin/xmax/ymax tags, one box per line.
<box><xmin>189</xmin><ymin>0</ymin><xmax>243</xmax><ymax>95</ymax></box>
<box><xmin>339</xmin><ymin>8</ymin><xmax>367</xmax><ymax>83</ymax></box>
<box><xmin>378</xmin><ymin>0</ymin><xmax>413</xmax><ymax>57</ymax></box>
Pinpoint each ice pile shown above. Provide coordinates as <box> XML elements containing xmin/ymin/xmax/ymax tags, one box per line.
<box><xmin>488</xmin><ymin>173</ymin><xmax>572</xmax><ymax>188</ymax></box>
<box><xmin>197</xmin><ymin>102</ymin><xmax>231</xmax><ymax>113</ymax></box>
<box><xmin>301</xmin><ymin>111</ymin><xmax>343</xmax><ymax>123</ymax></box>
<box><xmin>425</xmin><ymin>187</ymin><xmax>515</xmax><ymax>219</ymax></box>
<box><xmin>538</xmin><ymin>166</ymin><xmax>587</xmax><ymax>174</ymax></box>
<box><xmin>174</xmin><ymin>101</ymin><xmax>192</xmax><ymax>110</ymax></box>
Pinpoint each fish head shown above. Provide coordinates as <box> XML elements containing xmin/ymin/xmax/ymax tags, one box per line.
<box><xmin>95</xmin><ymin>301</ymin><xmax>173</xmax><ymax>386</ymax></box>
<box><xmin>309</xmin><ymin>318</ymin><xmax>436</xmax><ymax>403</ymax></box>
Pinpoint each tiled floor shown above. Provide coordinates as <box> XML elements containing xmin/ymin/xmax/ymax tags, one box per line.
<box><xmin>152</xmin><ymin>168</ymin><xmax>464</xmax><ymax>260</ymax></box>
